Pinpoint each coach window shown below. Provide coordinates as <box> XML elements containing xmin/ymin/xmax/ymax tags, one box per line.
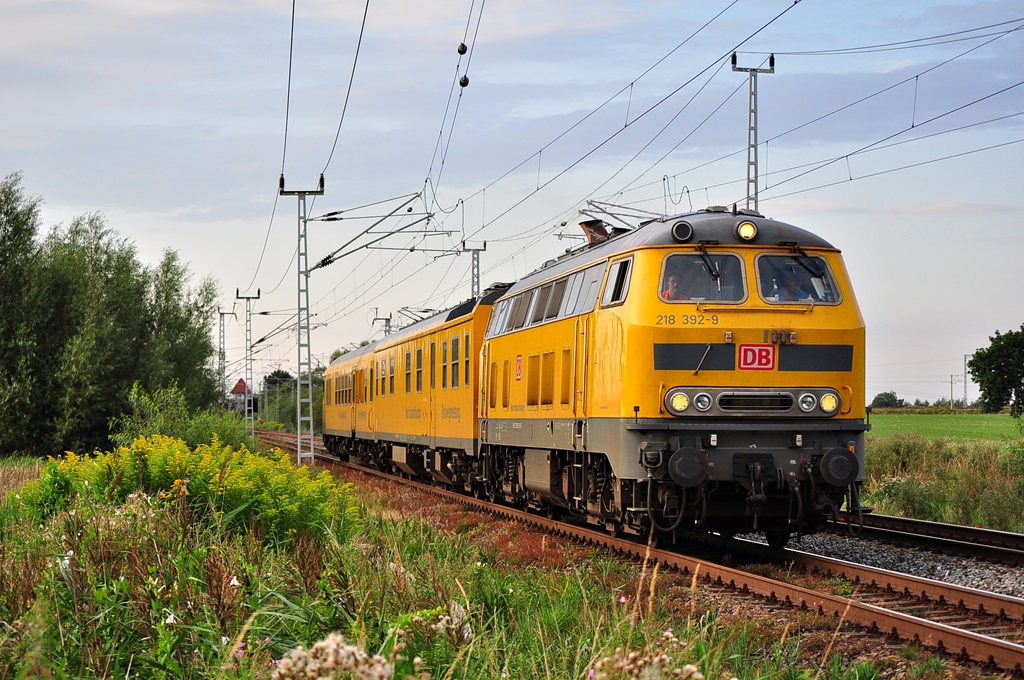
<box><xmin>416</xmin><ymin>347</ymin><xmax>423</xmax><ymax>392</ymax></box>
<box><xmin>405</xmin><ymin>351</ymin><xmax>412</xmax><ymax>394</ymax></box>
<box><xmin>512</xmin><ymin>288</ymin><xmax>536</xmax><ymax>329</ymax></box>
<box><xmin>572</xmin><ymin>263</ymin><xmax>606</xmax><ymax>315</ymax></box>
<box><xmin>380</xmin><ymin>360</ymin><xmax>386</xmax><ymax>397</ymax></box>
<box><xmin>487</xmin><ymin>299</ymin><xmax>509</xmax><ymax>337</ymax></box>
<box><xmin>531</xmin><ymin>284</ymin><xmax>552</xmax><ymax>325</ymax></box>
<box><xmin>389</xmin><ymin>355</ymin><xmax>395</xmax><ymax>396</ymax></box>
<box><xmin>442</xmin><ymin>340</ymin><xmax>448</xmax><ymax>389</ymax></box>
<box><xmin>546</xmin><ymin>278</ymin><xmax>567</xmax><ymax>320</ymax></box>
<box><xmin>430</xmin><ymin>342</ymin><xmax>436</xmax><ymax>388</ymax></box>
<box><xmin>464</xmin><ymin>332</ymin><xmax>470</xmax><ymax>387</ymax></box>
<box><xmin>561</xmin><ymin>271</ymin><xmax>583</xmax><ymax>316</ymax></box>
<box><xmin>503</xmin><ymin>296</ymin><xmax>522</xmax><ymax>332</ymax></box>
<box><xmin>451</xmin><ymin>336</ymin><xmax>460</xmax><ymax>388</ymax></box>
<box><xmin>660</xmin><ymin>253</ymin><xmax>745</xmax><ymax>302</ymax></box>
<box><xmin>601</xmin><ymin>257</ymin><xmax>632</xmax><ymax>307</ymax></box>
<box><xmin>370</xmin><ymin>367</ymin><xmax>374</xmax><ymax>402</ymax></box>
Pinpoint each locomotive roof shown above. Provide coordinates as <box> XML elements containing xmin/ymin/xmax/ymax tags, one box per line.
<box><xmin>326</xmin><ymin>283</ymin><xmax>509</xmax><ymax>368</ymax></box>
<box><xmin>503</xmin><ymin>207</ymin><xmax>837</xmax><ymax>295</ymax></box>
<box><xmin>328</xmin><ymin>208</ymin><xmax>837</xmax><ymax>369</ymax></box>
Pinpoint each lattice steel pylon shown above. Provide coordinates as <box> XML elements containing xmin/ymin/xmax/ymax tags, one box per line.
<box><xmin>731</xmin><ymin>52</ymin><xmax>774</xmax><ymax>212</ymax></box>
<box><xmin>236</xmin><ymin>290</ymin><xmax>260</xmax><ymax>435</ymax></box>
<box><xmin>462</xmin><ymin>241</ymin><xmax>486</xmax><ymax>298</ymax></box>
<box><xmin>280</xmin><ymin>174</ymin><xmax>324</xmax><ymax>466</ymax></box>
<box><xmin>218</xmin><ymin>309</ymin><xmax>233</xmax><ymax>402</ymax></box>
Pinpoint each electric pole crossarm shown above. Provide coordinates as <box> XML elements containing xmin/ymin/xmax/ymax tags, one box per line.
<box><xmin>310</xmin><ymin>194</ymin><xmax>424</xmax><ymax>271</ymax></box>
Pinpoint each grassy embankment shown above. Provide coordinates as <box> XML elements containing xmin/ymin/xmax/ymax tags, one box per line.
<box><xmin>862</xmin><ymin>411</ymin><xmax>1024</xmax><ymax>532</ymax></box>
<box><xmin>2</xmin><ymin>400</ymin><xmax>1013</xmax><ymax>678</ymax></box>
<box><xmin>0</xmin><ymin>439</ymin><xmax>905</xmax><ymax>680</ymax></box>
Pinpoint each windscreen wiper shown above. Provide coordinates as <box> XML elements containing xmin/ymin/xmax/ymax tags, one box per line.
<box><xmin>697</xmin><ymin>244</ymin><xmax>721</xmax><ymax>280</ymax></box>
<box><xmin>790</xmin><ymin>245</ymin><xmax>824</xmax><ymax>278</ymax></box>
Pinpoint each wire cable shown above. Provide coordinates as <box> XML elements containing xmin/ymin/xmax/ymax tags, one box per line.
<box><xmin>322</xmin><ymin>0</ymin><xmax>372</xmax><ymax>175</ymax></box>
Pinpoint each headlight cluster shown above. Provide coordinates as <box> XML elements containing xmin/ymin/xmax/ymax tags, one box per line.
<box><xmin>799</xmin><ymin>391</ymin><xmax>841</xmax><ymax>414</ymax></box>
<box><xmin>665</xmin><ymin>388</ymin><xmax>842</xmax><ymax>416</ymax></box>
<box><xmin>664</xmin><ymin>388</ymin><xmax>713</xmax><ymax>415</ymax></box>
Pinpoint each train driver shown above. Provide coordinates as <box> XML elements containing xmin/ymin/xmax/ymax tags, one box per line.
<box><xmin>661</xmin><ymin>272</ymin><xmax>690</xmax><ymax>301</ymax></box>
<box><xmin>776</xmin><ymin>270</ymin><xmax>813</xmax><ymax>301</ymax></box>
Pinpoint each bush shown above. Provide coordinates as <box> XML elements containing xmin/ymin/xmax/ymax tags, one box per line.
<box><xmin>12</xmin><ymin>435</ymin><xmax>361</xmax><ymax>543</ymax></box>
<box><xmin>109</xmin><ymin>382</ymin><xmax>256</xmax><ymax>452</ymax></box>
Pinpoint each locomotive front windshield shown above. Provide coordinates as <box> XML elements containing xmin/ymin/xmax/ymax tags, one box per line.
<box><xmin>659</xmin><ymin>253</ymin><xmax>745</xmax><ymax>302</ymax></box>
<box><xmin>756</xmin><ymin>254</ymin><xmax>841</xmax><ymax>304</ymax></box>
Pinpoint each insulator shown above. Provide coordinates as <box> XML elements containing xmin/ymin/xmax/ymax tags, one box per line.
<box><xmin>457</xmin><ymin>42</ymin><xmax>467</xmax><ymax>55</ymax></box>
<box><xmin>459</xmin><ymin>75</ymin><xmax>469</xmax><ymax>88</ymax></box>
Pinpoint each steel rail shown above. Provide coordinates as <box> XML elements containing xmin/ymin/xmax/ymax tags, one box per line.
<box><xmin>833</xmin><ymin>511</ymin><xmax>1024</xmax><ymax>565</ymax></box>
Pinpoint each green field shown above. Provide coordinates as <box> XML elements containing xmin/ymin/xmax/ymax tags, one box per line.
<box><xmin>867</xmin><ymin>411</ymin><xmax>1019</xmax><ymax>443</ymax></box>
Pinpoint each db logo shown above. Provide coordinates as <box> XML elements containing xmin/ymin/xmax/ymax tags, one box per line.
<box><xmin>739</xmin><ymin>344</ymin><xmax>776</xmax><ymax>371</ymax></box>
<box><xmin>515</xmin><ymin>354</ymin><xmax>523</xmax><ymax>381</ymax></box>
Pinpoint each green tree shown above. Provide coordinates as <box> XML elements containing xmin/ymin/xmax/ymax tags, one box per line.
<box><xmin>265</xmin><ymin>368</ymin><xmax>294</xmax><ymax>387</ymax></box>
<box><xmin>143</xmin><ymin>249</ymin><xmax>219</xmax><ymax>408</ymax></box>
<box><xmin>0</xmin><ymin>174</ymin><xmax>221</xmax><ymax>455</ymax></box>
<box><xmin>870</xmin><ymin>391</ymin><xmax>904</xmax><ymax>408</ymax></box>
<box><xmin>38</xmin><ymin>213</ymin><xmax>151</xmax><ymax>451</ymax></box>
<box><xmin>969</xmin><ymin>324</ymin><xmax>1024</xmax><ymax>416</ymax></box>
<box><xmin>0</xmin><ymin>172</ymin><xmax>43</xmax><ymax>454</ymax></box>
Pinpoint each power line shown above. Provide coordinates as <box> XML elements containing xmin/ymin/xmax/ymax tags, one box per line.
<box><xmin>742</xmin><ymin>17</ymin><xmax>1024</xmax><ymax>56</ymax></box>
<box><xmin>321</xmin><ymin>0</ymin><xmax>372</xmax><ymax>175</ymax></box>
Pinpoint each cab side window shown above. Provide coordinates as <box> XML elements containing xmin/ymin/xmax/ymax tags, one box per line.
<box><xmin>601</xmin><ymin>258</ymin><xmax>632</xmax><ymax>307</ymax></box>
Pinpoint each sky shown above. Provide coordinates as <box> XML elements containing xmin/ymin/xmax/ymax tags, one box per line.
<box><xmin>3</xmin><ymin>0</ymin><xmax>1023</xmax><ymax>405</ymax></box>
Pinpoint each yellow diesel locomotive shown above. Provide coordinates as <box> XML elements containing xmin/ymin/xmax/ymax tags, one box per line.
<box><xmin>323</xmin><ymin>206</ymin><xmax>868</xmax><ymax>547</ymax></box>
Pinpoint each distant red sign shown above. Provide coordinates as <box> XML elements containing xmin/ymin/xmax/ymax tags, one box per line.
<box><xmin>738</xmin><ymin>344</ymin><xmax>776</xmax><ymax>370</ymax></box>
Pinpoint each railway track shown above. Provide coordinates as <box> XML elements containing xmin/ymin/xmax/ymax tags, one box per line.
<box><xmin>832</xmin><ymin>510</ymin><xmax>1024</xmax><ymax>566</ymax></box>
<box><xmin>258</xmin><ymin>432</ymin><xmax>1024</xmax><ymax>675</ymax></box>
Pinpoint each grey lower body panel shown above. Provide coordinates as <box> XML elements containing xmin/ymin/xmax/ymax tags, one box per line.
<box><xmin>479</xmin><ymin>416</ymin><xmax>867</xmax><ymax>484</ymax></box>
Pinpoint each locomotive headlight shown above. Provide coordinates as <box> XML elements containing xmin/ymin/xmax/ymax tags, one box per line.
<box><xmin>820</xmin><ymin>392</ymin><xmax>840</xmax><ymax>414</ymax></box>
<box><xmin>798</xmin><ymin>393</ymin><xmax>817</xmax><ymax>413</ymax></box>
<box><xmin>736</xmin><ymin>221</ymin><xmax>757</xmax><ymax>241</ymax></box>
<box><xmin>694</xmin><ymin>392</ymin><xmax>713</xmax><ymax>412</ymax></box>
<box><xmin>665</xmin><ymin>389</ymin><xmax>689</xmax><ymax>415</ymax></box>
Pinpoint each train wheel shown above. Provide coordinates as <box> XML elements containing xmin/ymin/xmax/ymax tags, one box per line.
<box><xmin>764</xmin><ymin>530</ymin><xmax>790</xmax><ymax>549</ymax></box>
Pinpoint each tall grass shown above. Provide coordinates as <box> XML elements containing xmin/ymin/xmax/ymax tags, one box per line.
<box><xmin>0</xmin><ymin>445</ymin><xmax>939</xmax><ymax>679</ymax></box>
<box><xmin>863</xmin><ymin>426</ymin><xmax>1024</xmax><ymax>531</ymax></box>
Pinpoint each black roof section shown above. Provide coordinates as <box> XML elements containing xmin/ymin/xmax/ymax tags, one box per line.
<box><xmin>502</xmin><ymin>207</ymin><xmax>837</xmax><ymax>296</ymax></box>
<box><xmin>327</xmin><ymin>282</ymin><xmax>513</xmax><ymax>367</ymax></box>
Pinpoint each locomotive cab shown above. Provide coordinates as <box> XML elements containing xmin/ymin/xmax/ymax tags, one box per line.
<box><xmin>591</xmin><ymin>209</ymin><xmax>868</xmax><ymax>546</ymax></box>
